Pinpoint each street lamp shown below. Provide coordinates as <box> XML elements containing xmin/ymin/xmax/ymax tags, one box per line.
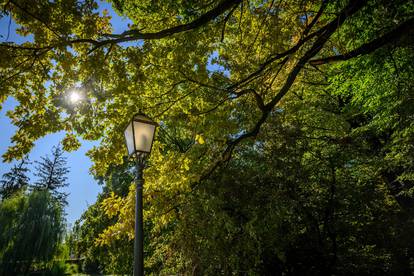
<box><xmin>124</xmin><ymin>113</ymin><xmax>158</xmax><ymax>276</ymax></box>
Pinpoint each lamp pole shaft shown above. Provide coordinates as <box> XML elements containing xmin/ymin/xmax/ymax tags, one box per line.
<box><xmin>134</xmin><ymin>159</ymin><xmax>144</xmax><ymax>276</ymax></box>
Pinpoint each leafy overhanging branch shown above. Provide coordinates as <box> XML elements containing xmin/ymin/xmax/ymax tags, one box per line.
<box><xmin>8</xmin><ymin>0</ymin><xmax>61</xmax><ymax>37</ymax></box>
<box><xmin>102</xmin><ymin>0</ymin><xmax>242</xmax><ymax>40</ymax></box>
<box><xmin>0</xmin><ymin>0</ymin><xmax>243</xmax><ymax>92</ymax></box>
<box><xmin>0</xmin><ymin>0</ymin><xmax>242</xmax><ymax>51</ymax></box>
<box><xmin>309</xmin><ymin>17</ymin><xmax>414</xmax><ymax>65</ymax></box>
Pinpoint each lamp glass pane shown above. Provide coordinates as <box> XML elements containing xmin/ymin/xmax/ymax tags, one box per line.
<box><xmin>133</xmin><ymin>121</ymin><xmax>156</xmax><ymax>153</ymax></box>
<box><xmin>124</xmin><ymin>122</ymin><xmax>135</xmax><ymax>155</ymax></box>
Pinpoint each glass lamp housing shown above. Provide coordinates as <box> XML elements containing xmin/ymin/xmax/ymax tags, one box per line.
<box><xmin>124</xmin><ymin>114</ymin><xmax>158</xmax><ymax>156</ymax></box>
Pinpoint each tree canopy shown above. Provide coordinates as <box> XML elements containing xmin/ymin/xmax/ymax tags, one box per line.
<box><xmin>0</xmin><ymin>0</ymin><xmax>411</xmax><ymax>174</ymax></box>
<box><xmin>1</xmin><ymin>0</ymin><xmax>413</xmax><ymax>274</ymax></box>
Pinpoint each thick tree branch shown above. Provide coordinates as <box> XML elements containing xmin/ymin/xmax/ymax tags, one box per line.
<box><xmin>92</xmin><ymin>0</ymin><xmax>242</xmax><ymax>46</ymax></box>
<box><xmin>310</xmin><ymin>17</ymin><xmax>414</xmax><ymax>65</ymax></box>
<box><xmin>221</xmin><ymin>4</ymin><xmax>238</xmax><ymax>42</ymax></box>
<box><xmin>303</xmin><ymin>0</ymin><xmax>330</xmax><ymax>37</ymax></box>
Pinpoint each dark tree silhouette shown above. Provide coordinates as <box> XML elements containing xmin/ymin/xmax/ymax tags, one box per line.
<box><xmin>0</xmin><ymin>157</ymin><xmax>30</xmax><ymax>199</ymax></box>
<box><xmin>32</xmin><ymin>145</ymin><xmax>69</xmax><ymax>205</ymax></box>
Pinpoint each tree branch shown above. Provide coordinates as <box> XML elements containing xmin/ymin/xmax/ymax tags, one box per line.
<box><xmin>309</xmin><ymin>17</ymin><xmax>414</xmax><ymax>65</ymax></box>
<box><xmin>92</xmin><ymin>0</ymin><xmax>242</xmax><ymax>46</ymax></box>
<box><xmin>9</xmin><ymin>0</ymin><xmax>61</xmax><ymax>38</ymax></box>
<box><xmin>221</xmin><ymin>4</ymin><xmax>238</xmax><ymax>42</ymax></box>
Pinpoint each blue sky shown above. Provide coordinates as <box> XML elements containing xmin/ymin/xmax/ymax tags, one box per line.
<box><xmin>0</xmin><ymin>1</ymin><xmax>132</xmax><ymax>225</ymax></box>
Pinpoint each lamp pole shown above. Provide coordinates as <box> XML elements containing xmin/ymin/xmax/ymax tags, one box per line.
<box><xmin>124</xmin><ymin>113</ymin><xmax>157</xmax><ymax>276</ymax></box>
<box><xmin>134</xmin><ymin>156</ymin><xmax>145</xmax><ymax>276</ymax></box>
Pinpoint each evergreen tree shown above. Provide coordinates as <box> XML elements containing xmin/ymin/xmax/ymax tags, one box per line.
<box><xmin>32</xmin><ymin>145</ymin><xmax>69</xmax><ymax>205</ymax></box>
<box><xmin>0</xmin><ymin>158</ymin><xmax>30</xmax><ymax>200</ymax></box>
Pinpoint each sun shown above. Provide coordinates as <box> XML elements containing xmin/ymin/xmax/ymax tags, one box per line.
<box><xmin>69</xmin><ymin>90</ymin><xmax>81</xmax><ymax>104</ymax></box>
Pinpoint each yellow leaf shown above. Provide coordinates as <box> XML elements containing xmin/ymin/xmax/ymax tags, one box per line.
<box><xmin>183</xmin><ymin>158</ymin><xmax>190</xmax><ymax>171</ymax></box>
<box><xmin>195</xmin><ymin>134</ymin><xmax>205</xmax><ymax>144</ymax></box>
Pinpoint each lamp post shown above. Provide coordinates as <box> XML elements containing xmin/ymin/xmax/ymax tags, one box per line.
<box><xmin>124</xmin><ymin>113</ymin><xmax>158</xmax><ymax>276</ymax></box>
